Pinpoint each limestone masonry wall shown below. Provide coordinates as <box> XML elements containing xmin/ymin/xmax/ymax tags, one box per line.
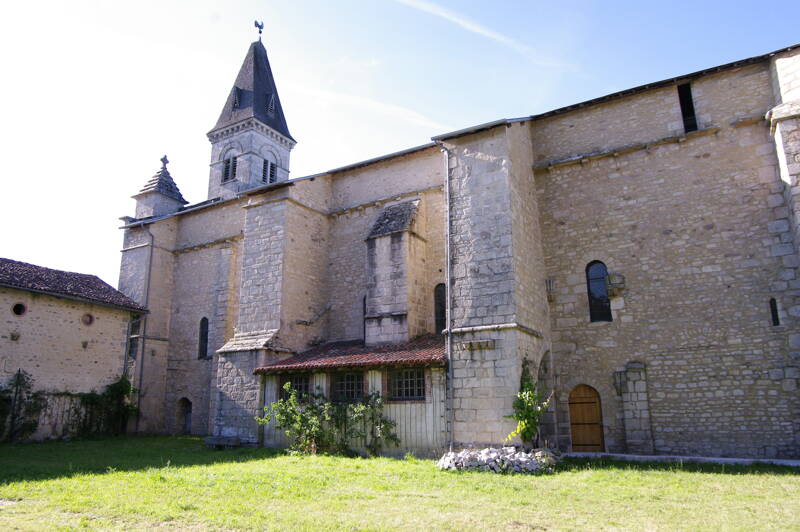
<box><xmin>536</xmin><ymin>66</ymin><xmax>798</xmax><ymax>456</ymax></box>
<box><xmin>0</xmin><ymin>288</ymin><xmax>131</xmax><ymax>393</ymax></box>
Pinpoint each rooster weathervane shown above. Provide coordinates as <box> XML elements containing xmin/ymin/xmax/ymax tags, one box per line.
<box><xmin>254</xmin><ymin>20</ymin><xmax>264</xmax><ymax>40</ymax></box>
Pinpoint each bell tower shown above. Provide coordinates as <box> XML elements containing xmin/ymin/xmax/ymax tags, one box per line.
<box><xmin>206</xmin><ymin>35</ymin><xmax>295</xmax><ymax>200</ymax></box>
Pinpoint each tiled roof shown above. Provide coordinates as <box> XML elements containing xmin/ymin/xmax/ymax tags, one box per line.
<box><xmin>0</xmin><ymin>258</ymin><xmax>145</xmax><ymax>312</ymax></box>
<box><xmin>254</xmin><ymin>335</ymin><xmax>446</xmax><ymax>374</ymax></box>
<box><xmin>368</xmin><ymin>201</ymin><xmax>418</xmax><ymax>239</ymax></box>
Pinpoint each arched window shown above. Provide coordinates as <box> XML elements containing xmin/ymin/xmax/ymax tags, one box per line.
<box><xmin>198</xmin><ymin>317</ymin><xmax>209</xmax><ymax>359</ymax></box>
<box><xmin>434</xmin><ymin>283</ymin><xmax>446</xmax><ymax>333</ymax></box>
<box><xmin>586</xmin><ymin>261</ymin><xmax>612</xmax><ymax>322</ymax></box>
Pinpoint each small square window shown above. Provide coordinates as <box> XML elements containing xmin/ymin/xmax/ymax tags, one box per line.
<box><xmin>281</xmin><ymin>373</ymin><xmax>310</xmax><ymax>399</ymax></box>
<box><xmin>389</xmin><ymin>368</ymin><xmax>425</xmax><ymax>401</ymax></box>
<box><xmin>333</xmin><ymin>372</ymin><xmax>364</xmax><ymax>402</ymax></box>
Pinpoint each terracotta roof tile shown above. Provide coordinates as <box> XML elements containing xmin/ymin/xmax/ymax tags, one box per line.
<box><xmin>254</xmin><ymin>335</ymin><xmax>446</xmax><ymax>374</ymax></box>
<box><xmin>0</xmin><ymin>258</ymin><xmax>145</xmax><ymax>312</ymax></box>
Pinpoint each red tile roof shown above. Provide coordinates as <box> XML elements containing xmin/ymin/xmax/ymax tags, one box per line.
<box><xmin>254</xmin><ymin>335</ymin><xmax>446</xmax><ymax>374</ymax></box>
<box><xmin>0</xmin><ymin>258</ymin><xmax>145</xmax><ymax>312</ymax></box>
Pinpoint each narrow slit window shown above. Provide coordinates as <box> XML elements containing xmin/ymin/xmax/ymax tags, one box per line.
<box><xmin>198</xmin><ymin>317</ymin><xmax>209</xmax><ymax>359</ymax></box>
<box><xmin>677</xmin><ymin>83</ymin><xmax>698</xmax><ymax>133</ymax></box>
<box><xmin>262</xmin><ymin>160</ymin><xmax>269</xmax><ymax>183</ymax></box>
<box><xmin>267</xmin><ymin>94</ymin><xmax>276</xmax><ymax>115</ymax></box>
<box><xmin>586</xmin><ymin>261</ymin><xmax>612</xmax><ymax>322</ymax></box>
<box><xmin>269</xmin><ymin>162</ymin><xmax>277</xmax><ymax>183</ymax></box>
<box><xmin>770</xmin><ymin>298</ymin><xmax>781</xmax><ymax>326</ymax></box>
<box><xmin>434</xmin><ymin>283</ymin><xmax>446</xmax><ymax>333</ymax></box>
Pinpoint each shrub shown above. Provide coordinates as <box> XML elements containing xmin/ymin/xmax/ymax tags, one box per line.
<box><xmin>257</xmin><ymin>383</ymin><xmax>399</xmax><ymax>456</ymax></box>
<box><xmin>505</xmin><ymin>359</ymin><xmax>550</xmax><ymax>446</ymax></box>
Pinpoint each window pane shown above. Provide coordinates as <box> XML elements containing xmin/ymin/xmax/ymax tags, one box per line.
<box><xmin>390</xmin><ymin>368</ymin><xmax>425</xmax><ymax>400</ymax></box>
<box><xmin>334</xmin><ymin>372</ymin><xmax>363</xmax><ymax>401</ymax></box>
<box><xmin>586</xmin><ymin>261</ymin><xmax>612</xmax><ymax>322</ymax></box>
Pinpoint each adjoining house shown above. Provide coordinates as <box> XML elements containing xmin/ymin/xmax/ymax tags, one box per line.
<box><xmin>0</xmin><ymin>258</ymin><xmax>144</xmax><ymax>440</ymax></box>
<box><xmin>118</xmin><ymin>36</ymin><xmax>800</xmax><ymax>458</ymax></box>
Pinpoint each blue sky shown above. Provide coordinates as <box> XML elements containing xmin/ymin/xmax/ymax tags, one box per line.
<box><xmin>1</xmin><ymin>0</ymin><xmax>799</xmax><ymax>286</ymax></box>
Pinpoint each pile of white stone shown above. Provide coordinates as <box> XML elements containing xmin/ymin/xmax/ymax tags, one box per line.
<box><xmin>437</xmin><ymin>446</ymin><xmax>558</xmax><ymax>474</ymax></box>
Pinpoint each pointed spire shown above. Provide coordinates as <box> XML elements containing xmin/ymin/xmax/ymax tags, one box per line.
<box><xmin>136</xmin><ymin>155</ymin><xmax>188</xmax><ymax>204</ymax></box>
<box><xmin>211</xmin><ymin>40</ymin><xmax>294</xmax><ymax>141</ymax></box>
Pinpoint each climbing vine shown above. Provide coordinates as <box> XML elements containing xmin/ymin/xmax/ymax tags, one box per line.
<box><xmin>0</xmin><ymin>372</ymin><xmax>137</xmax><ymax>442</ymax></box>
<box><xmin>65</xmin><ymin>376</ymin><xmax>139</xmax><ymax>437</ymax></box>
<box><xmin>505</xmin><ymin>358</ymin><xmax>550</xmax><ymax>446</ymax></box>
<box><xmin>257</xmin><ymin>382</ymin><xmax>399</xmax><ymax>456</ymax></box>
<box><xmin>0</xmin><ymin>370</ymin><xmax>45</xmax><ymax>442</ymax></box>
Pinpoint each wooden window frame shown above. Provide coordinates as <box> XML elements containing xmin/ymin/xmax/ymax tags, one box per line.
<box><xmin>330</xmin><ymin>371</ymin><xmax>366</xmax><ymax>403</ymax></box>
<box><xmin>279</xmin><ymin>373</ymin><xmax>311</xmax><ymax>399</ymax></box>
<box><xmin>385</xmin><ymin>367</ymin><xmax>427</xmax><ymax>403</ymax></box>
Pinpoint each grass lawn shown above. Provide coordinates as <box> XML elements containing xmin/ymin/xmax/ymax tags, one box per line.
<box><xmin>0</xmin><ymin>437</ymin><xmax>798</xmax><ymax>531</ymax></box>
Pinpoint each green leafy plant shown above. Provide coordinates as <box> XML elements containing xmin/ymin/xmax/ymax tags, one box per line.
<box><xmin>0</xmin><ymin>370</ymin><xmax>45</xmax><ymax>442</ymax></box>
<box><xmin>68</xmin><ymin>376</ymin><xmax>139</xmax><ymax>437</ymax></box>
<box><xmin>505</xmin><ymin>359</ymin><xmax>550</xmax><ymax>446</ymax></box>
<box><xmin>257</xmin><ymin>382</ymin><xmax>399</xmax><ymax>456</ymax></box>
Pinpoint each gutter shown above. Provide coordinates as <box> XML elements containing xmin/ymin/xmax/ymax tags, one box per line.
<box><xmin>134</xmin><ymin>227</ymin><xmax>155</xmax><ymax>432</ymax></box>
<box><xmin>434</xmin><ymin>140</ymin><xmax>456</xmax><ymax>452</ymax></box>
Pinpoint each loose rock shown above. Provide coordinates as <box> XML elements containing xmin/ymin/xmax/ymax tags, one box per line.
<box><xmin>436</xmin><ymin>447</ymin><xmax>558</xmax><ymax>474</ymax></box>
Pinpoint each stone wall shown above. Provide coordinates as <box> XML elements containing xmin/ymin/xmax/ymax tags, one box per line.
<box><xmin>443</xmin><ymin>125</ymin><xmax>551</xmax><ymax>446</ymax></box>
<box><xmin>535</xmin><ymin>62</ymin><xmax>799</xmax><ymax>457</ymax></box>
<box><xmin>279</xmin><ymin>200</ymin><xmax>331</xmax><ymax>352</ymax></box>
<box><xmin>0</xmin><ymin>288</ymin><xmax>132</xmax><ymax>393</ymax></box>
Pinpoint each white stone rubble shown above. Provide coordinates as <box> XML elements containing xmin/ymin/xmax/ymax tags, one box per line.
<box><xmin>436</xmin><ymin>447</ymin><xmax>558</xmax><ymax>474</ymax></box>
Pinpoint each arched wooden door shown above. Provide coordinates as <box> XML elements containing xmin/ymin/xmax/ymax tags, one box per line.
<box><xmin>568</xmin><ymin>384</ymin><xmax>605</xmax><ymax>452</ymax></box>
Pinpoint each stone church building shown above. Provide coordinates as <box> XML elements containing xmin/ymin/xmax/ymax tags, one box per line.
<box><xmin>118</xmin><ymin>38</ymin><xmax>800</xmax><ymax>458</ymax></box>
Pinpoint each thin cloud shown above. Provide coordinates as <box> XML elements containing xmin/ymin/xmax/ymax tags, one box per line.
<box><xmin>394</xmin><ymin>0</ymin><xmax>573</xmax><ymax>70</ymax></box>
<box><xmin>288</xmin><ymin>82</ymin><xmax>454</xmax><ymax>131</ymax></box>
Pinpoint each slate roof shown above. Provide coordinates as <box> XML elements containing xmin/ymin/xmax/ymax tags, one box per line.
<box><xmin>253</xmin><ymin>335</ymin><xmax>446</xmax><ymax>374</ymax></box>
<box><xmin>212</xmin><ymin>40</ymin><xmax>294</xmax><ymax>141</ymax></box>
<box><xmin>368</xmin><ymin>201</ymin><xmax>418</xmax><ymax>239</ymax></box>
<box><xmin>0</xmin><ymin>258</ymin><xmax>145</xmax><ymax>312</ymax></box>
<box><xmin>135</xmin><ymin>159</ymin><xmax>187</xmax><ymax>204</ymax></box>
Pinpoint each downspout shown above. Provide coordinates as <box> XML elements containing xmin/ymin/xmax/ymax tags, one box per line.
<box><xmin>435</xmin><ymin>140</ymin><xmax>455</xmax><ymax>452</ymax></box>
<box><xmin>134</xmin><ymin>227</ymin><xmax>155</xmax><ymax>432</ymax></box>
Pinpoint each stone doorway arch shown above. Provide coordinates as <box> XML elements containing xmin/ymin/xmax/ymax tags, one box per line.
<box><xmin>177</xmin><ymin>397</ymin><xmax>192</xmax><ymax>435</ymax></box>
<box><xmin>568</xmin><ymin>384</ymin><xmax>605</xmax><ymax>452</ymax></box>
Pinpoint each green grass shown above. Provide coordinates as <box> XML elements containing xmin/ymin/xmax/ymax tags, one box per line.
<box><xmin>0</xmin><ymin>437</ymin><xmax>798</xmax><ymax>531</ymax></box>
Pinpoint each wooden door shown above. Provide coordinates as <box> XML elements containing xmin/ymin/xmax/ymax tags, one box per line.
<box><xmin>568</xmin><ymin>384</ymin><xmax>604</xmax><ymax>452</ymax></box>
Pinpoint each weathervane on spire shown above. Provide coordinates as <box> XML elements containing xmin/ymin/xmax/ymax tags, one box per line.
<box><xmin>254</xmin><ymin>20</ymin><xmax>264</xmax><ymax>41</ymax></box>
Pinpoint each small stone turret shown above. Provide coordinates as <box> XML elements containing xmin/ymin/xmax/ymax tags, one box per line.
<box><xmin>132</xmin><ymin>156</ymin><xmax>188</xmax><ymax>219</ymax></box>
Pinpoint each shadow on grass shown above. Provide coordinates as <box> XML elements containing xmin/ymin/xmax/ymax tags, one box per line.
<box><xmin>0</xmin><ymin>435</ymin><xmax>286</xmax><ymax>485</ymax></box>
<box><xmin>558</xmin><ymin>456</ymin><xmax>800</xmax><ymax>476</ymax></box>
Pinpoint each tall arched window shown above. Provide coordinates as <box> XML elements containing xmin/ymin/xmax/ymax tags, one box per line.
<box><xmin>198</xmin><ymin>317</ymin><xmax>209</xmax><ymax>359</ymax></box>
<box><xmin>586</xmin><ymin>261</ymin><xmax>612</xmax><ymax>322</ymax></box>
<box><xmin>434</xmin><ymin>283</ymin><xmax>446</xmax><ymax>333</ymax></box>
